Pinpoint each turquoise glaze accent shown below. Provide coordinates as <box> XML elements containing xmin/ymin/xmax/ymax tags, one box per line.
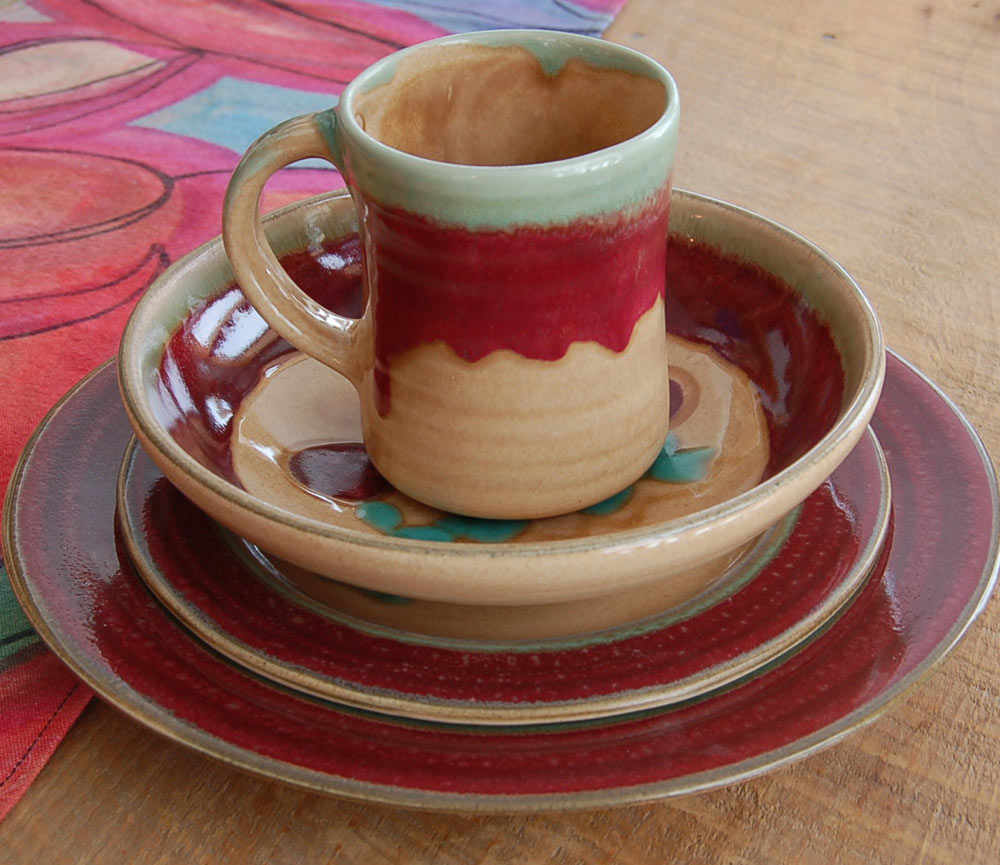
<box><xmin>354</xmin><ymin>432</ymin><xmax>717</xmax><ymax>540</ymax></box>
<box><xmin>314</xmin><ymin>29</ymin><xmax>679</xmax><ymax>228</ymax></box>
<box><xmin>583</xmin><ymin>486</ymin><xmax>635</xmax><ymax>516</ymax></box>
<box><xmin>648</xmin><ymin>433</ymin><xmax>717</xmax><ymax>483</ymax></box>
<box><xmin>354</xmin><ymin>500</ymin><xmax>401</xmax><ymax>533</ymax></box>
<box><xmin>356</xmin><ymin>501</ymin><xmax>526</xmax><ymax>543</ymax></box>
<box><xmin>580</xmin><ymin>434</ymin><xmax>717</xmax><ymax>518</ymax></box>
<box><xmin>393</xmin><ymin>525</ymin><xmax>454</xmax><ymax>541</ymax></box>
<box><xmin>359</xmin><ymin>588</ymin><xmax>413</xmax><ymax>606</ymax></box>
<box><xmin>433</xmin><ymin>515</ymin><xmax>526</xmax><ymax>543</ymax></box>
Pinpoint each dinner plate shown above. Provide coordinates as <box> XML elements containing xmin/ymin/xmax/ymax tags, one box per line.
<box><xmin>5</xmin><ymin>353</ymin><xmax>996</xmax><ymax>811</ymax></box>
<box><xmin>116</xmin><ymin>422</ymin><xmax>888</xmax><ymax>725</ymax></box>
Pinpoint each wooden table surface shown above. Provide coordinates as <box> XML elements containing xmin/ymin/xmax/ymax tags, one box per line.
<box><xmin>5</xmin><ymin>0</ymin><xmax>1000</xmax><ymax>861</ymax></box>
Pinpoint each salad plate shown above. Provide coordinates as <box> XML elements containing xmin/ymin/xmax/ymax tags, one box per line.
<box><xmin>117</xmin><ymin>424</ymin><xmax>889</xmax><ymax>724</ymax></box>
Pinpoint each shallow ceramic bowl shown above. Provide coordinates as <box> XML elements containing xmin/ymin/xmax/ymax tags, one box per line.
<box><xmin>118</xmin><ymin>189</ymin><xmax>884</xmax><ymax>606</ymax></box>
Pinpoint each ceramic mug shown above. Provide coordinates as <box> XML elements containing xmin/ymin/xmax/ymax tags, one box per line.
<box><xmin>223</xmin><ymin>30</ymin><xmax>680</xmax><ymax>519</ymax></box>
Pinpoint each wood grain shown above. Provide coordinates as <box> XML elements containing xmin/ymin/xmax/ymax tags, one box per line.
<box><xmin>4</xmin><ymin>0</ymin><xmax>1000</xmax><ymax>861</ymax></box>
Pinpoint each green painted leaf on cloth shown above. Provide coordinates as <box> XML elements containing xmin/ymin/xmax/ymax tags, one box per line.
<box><xmin>1</xmin><ymin>563</ymin><xmax>40</xmax><ymax>661</ymax></box>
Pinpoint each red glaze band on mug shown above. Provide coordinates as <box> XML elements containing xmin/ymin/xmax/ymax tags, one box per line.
<box><xmin>365</xmin><ymin>186</ymin><xmax>671</xmax><ymax>412</ymax></box>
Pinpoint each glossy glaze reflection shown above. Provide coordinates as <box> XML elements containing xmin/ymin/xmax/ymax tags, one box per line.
<box><xmin>155</xmin><ymin>237</ymin><xmax>362</xmax><ymax>482</ymax></box>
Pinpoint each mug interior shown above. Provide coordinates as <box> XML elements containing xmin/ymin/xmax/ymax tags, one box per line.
<box><xmin>351</xmin><ymin>43</ymin><xmax>667</xmax><ymax>166</ymax></box>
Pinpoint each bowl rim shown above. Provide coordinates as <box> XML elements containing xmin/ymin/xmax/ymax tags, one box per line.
<box><xmin>118</xmin><ymin>188</ymin><xmax>886</xmax><ymax>561</ymax></box>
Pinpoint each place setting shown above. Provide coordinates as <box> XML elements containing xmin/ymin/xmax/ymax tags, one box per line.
<box><xmin>4</xmin><ymin>30</ymin><xmax>997</xmax><ymax>812</ymax></box>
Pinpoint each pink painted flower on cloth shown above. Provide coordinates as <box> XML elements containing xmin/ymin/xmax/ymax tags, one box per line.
<box><xmin>0</xmin><ymin>0</ymin><xmax>628</xmax><ymax>823</ymax></box>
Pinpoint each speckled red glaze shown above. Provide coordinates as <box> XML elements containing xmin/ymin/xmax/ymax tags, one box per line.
<box><xmin>5</xmin><ymin>354</ymin><xmax>996</xmax><ymax>808</ymax></box>
<box><xmin>119</xmin><ymin>429</ymin><xmax>882</xmax><ymax>709</ymax></box>
<box><xmin>155</xmin><ymin>231</ymin><xmax>842</xmax><ymax>490</ymax></box>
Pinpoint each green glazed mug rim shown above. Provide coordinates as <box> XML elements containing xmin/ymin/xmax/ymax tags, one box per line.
<box><xmin>326</xmin><ymin>28</ymin><xmax>681</xmax><ymax>179</ymax></box>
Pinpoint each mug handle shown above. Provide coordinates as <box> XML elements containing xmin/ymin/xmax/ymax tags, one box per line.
<box><xmin>222</xmin><ymin>110</ymin><xmax>368</xmax><ymax>386</ymax></box>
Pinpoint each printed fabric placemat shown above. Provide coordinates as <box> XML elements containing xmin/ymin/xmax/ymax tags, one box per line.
<box><xmin>0</xmin><ymin>0</ymin><xmax>627</xmax><ymax>822</ymax></box>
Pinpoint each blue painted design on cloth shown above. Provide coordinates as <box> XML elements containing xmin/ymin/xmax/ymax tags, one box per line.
<box><xmin>131</xmin><ymin>77</ymin><xmax>337</xmax><ymax>166</ymax></box>
<box><xmin>360</xmin><ymin>1</ymin><xmax>614</xmax><ymax>38</ymax></box>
